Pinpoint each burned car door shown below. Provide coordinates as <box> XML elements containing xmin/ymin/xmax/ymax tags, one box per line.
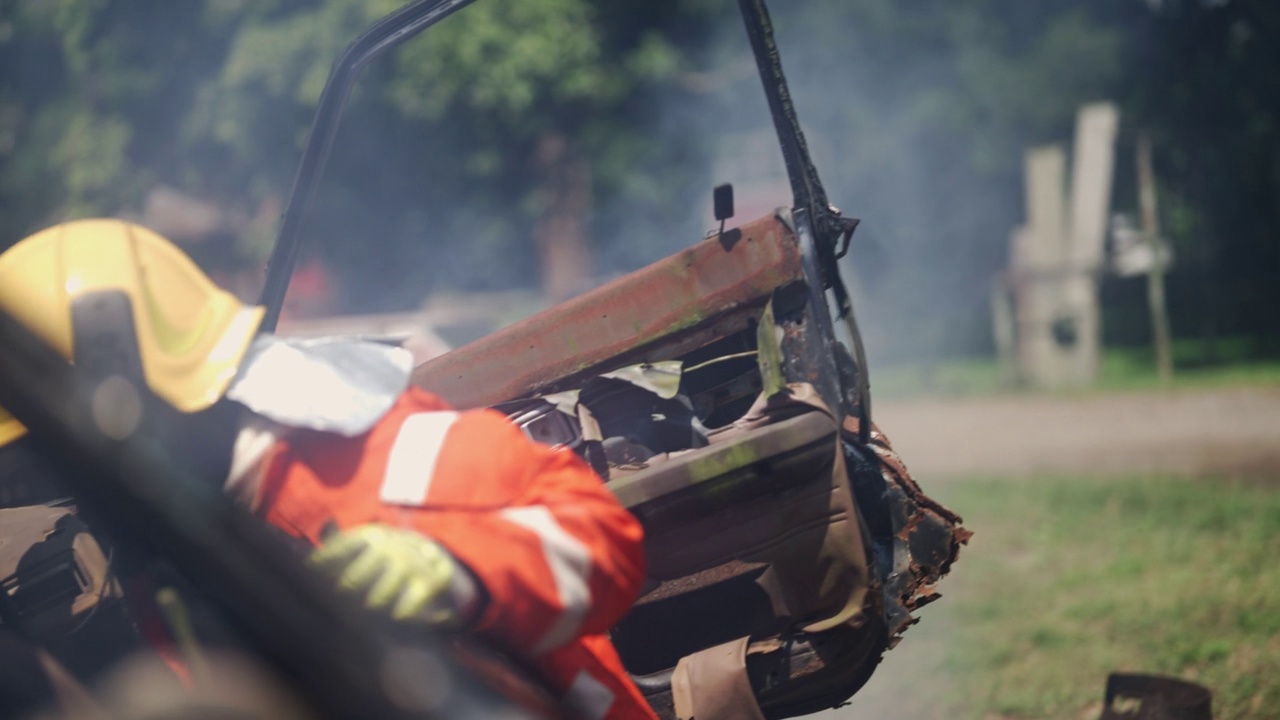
<box><xmin>413</xmin><ymin>206</ymin><xmax>968</xmax><ymax>719</ymax></box>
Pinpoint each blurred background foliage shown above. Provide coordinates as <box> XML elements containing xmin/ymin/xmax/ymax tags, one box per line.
<box><xmin>0</xmin><ymin>0</ymin><xmax>1276</xmax><ymax>364</ymax></box>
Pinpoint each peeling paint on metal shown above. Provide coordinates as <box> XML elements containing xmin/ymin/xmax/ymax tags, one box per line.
<box><xmin>412</xmin><ymin>214</ymin><xmax>804</xmax><ymax>409</ymax></box>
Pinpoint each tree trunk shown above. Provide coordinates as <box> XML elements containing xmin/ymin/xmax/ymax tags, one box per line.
<box><xmin>533</xmin><ymin>132</ymin><xmax>592</xmax><ymax>302</ymax></box>
<box><xmin>1136</xmin><ymin>133</ymin><xmax>1174</xmax><ymax>382</ymax></box>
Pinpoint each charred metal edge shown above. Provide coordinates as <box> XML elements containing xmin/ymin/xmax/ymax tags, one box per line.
<box><xmin>840</xmin><ymin>425</ymin><xmax>969</xmax><ymax>645</ymax></box>
<box><xmin>739</xmin><ymin>1</ymin><xmax>872</xmax><ymax>443</ymax></box>
<box><xmin>776</xmin><ymin>210</ymin><xmax>851</xmax><ymax>420</ymax></box>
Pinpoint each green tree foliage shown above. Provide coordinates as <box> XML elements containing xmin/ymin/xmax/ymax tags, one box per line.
<box><xmin>0</xmin><ymin>0</ymin><xmax>713</xmax><ymax>308</ymax></box>
<box><xmin>1120</xmin><ymin>0</ymin><xmax>1280</xmax><ymax>353</ymax></box>
<box><xmin>1</xmin><ymin>0</ymin><xmax>1276</xmax><ymax>355</ymax></box>
<box><xmin>0</xmin><ymin>1</ymin><xmax>217</xmax><ymax>230</ymax></box>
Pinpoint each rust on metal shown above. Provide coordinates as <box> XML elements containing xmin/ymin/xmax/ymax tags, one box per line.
<box><xmin>636</xmin><ymin>560</ymin><xmax>769</xmax><ymax>606</ymax></box>
<box><xmin>841</xmin><ymin>415</ymin><xmax>970</xmax><ymax>644</ymax></box>
<box><xmin>746</xmin><ymin>621</ymin><xmax>886</xmax><ymax>713</ymax></box>
<box><xmin>412</xmin><ymin>214</ymin><xmax>804</xmax><ymax>409</ymax></box>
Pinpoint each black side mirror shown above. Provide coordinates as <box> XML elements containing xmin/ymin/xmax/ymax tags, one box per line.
<box><xmin>713</xmin><ymin>183</ymin><xmax>735</xmax><ymax>224</ymax></box>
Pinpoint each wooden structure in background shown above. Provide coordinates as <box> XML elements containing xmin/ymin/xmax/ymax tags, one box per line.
<box><xmin>1061</xmin><ymin>103</ymin><xmax>1121</xmax><ymax>386</ymax></box>
<box><xmin>992</xmin><ymin>103</ymin><xmax>1121</xmax><ymax>389</ymax></box>
<box><xmin>1136</xmin><ymin>133</ymin><xmax>1174</xmax><ymax>383</ymax></box>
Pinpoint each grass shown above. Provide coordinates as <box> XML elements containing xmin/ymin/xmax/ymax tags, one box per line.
<box><xmin>873</xmin><ymin>356</ymin><xmax>1006</xmax><ymax>398</ymax></box>
<box><xmin>873</xmin><ymin>338</ymin><xmax>1280</xmax><ymax>399</ymax></box>
<box><xmin>934</xmin><ymin>475</ymin><xmax>1280</xmax><ymax>720</ymax></box>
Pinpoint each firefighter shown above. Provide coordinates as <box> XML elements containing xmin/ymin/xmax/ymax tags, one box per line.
<box><xmin>0</xmin><ymin>218</ymin><xmax>655</xmax><ymax>720</ymax></box>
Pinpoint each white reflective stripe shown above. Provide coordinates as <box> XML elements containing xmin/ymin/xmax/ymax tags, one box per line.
<box><xmin>379</xmin><ymin>411</ymin><xmax>459</xmax><ymax>505</ymax></box>
<box><xmin>564</xmin><ymin>670</ymin><xmax>614</xmax><ymax>720</ymax></box>
<box><xmin>499</xmin><ymin>506</ymin><xmax>592</xmax><ymax>655</ymax></box>
<box><xmin>223</xmin><ymin>417</ymin><xmax>282</xmax><ymax>510</ymax></box>
<box><xmin>207</xmin><ymin>305</ymin><xmax>262</xmax><ymax>364</ymax></box>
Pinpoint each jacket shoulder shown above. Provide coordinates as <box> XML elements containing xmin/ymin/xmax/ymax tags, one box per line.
<box><xmin>225</xmin><ymin>335</ymin><xmax>413</xmax><ymax>436</ymax></box>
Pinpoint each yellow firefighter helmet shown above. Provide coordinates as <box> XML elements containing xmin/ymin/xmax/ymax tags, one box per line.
<box><xmin>0</xmin><ymin>219</ymin><xmax>264</xmax><ymax>447</ymax></box>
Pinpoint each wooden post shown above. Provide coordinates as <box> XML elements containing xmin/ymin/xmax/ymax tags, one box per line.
<box><xmin>1018</xmin><ymin>147</ymin><xmax>1069</xmax><ymax>388</ymax></box>
<box><xmin>1136</xmin><ymin>133</ymin><xmax>1174</xmax><ymax>382</ymax></box>
<box><xmin>1063</xmin><ymin>102</ymin><xmax>1121</xmax><ymax>386</ymax></box>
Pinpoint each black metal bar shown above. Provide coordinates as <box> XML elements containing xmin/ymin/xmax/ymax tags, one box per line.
<box><xmin>738</xmin><ymin>0</ymin><xmax>873</xmax><ymax>442</ymax></box>
<box><xmin>0</xmin><ymin>306</ymin><xmax>550</xmax><ymax>720</ymax></box>
<box><xmin>736</xmin><ymin>0</ymin><xmax>830</xmax><ymax>222</ymax></box>
<box><xmin>259</xmin><ymin>0</ymin><xmax>478</xmax><ymax>332</ymax></box>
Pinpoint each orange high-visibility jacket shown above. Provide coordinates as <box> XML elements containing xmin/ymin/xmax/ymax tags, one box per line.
<box><xmin>243</xmin><ymin>386</ymin><xmax>655</xmax><ymax>720</ymax></box>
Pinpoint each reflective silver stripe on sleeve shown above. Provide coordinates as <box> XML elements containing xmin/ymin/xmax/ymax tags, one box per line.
<box><xmin>498</xmin><ymin>506</ymin><xmax>592</xmax><ymax>655</ymax></box>
<box><xmin>379</xmin><ymin>411</ymin><xmax>459</xmax><ymax>505</ymax></box>
<box><xmin>564</xmin><ymin>670</ymin><xmax>615</xmax><ymax>720</ymax></box>
<box><xmin>226</xmin><ymin>335</ymin><xmax>413</xmax><ymax>437</ymax></box>
<box><xmin>223</xmin><ymin>417</ymin><xmax>282</xmax><ymax>511</ymax></box>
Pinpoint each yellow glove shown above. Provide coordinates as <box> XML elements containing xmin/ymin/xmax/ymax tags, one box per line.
<box><xmin>308</xmin><ymin>524</ymin><xmax>474</xmax><ymax>626</ymax></box>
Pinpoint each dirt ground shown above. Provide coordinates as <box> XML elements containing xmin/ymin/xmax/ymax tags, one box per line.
<box><xmin>871</xmin><ymin>385</ymin><xmax>1280</xmax><ymax>483</ymax></box>
<box><xmin>812</xmin><ymin>385</ymin><xmax>1280</xmax><ymax>719</ymax></box>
